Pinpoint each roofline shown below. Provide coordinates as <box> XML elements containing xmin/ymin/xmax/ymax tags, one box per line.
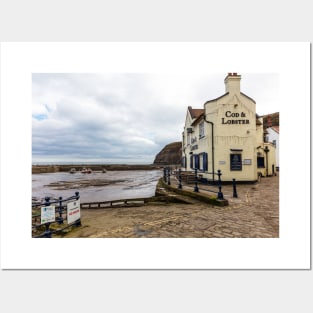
<box><xmin>240</xmin><ymin>92</ymin><xmax>256</xmax><ymax>104</ymax></box>
<box><xmin>191</xmin><ymin>113</ymin><xmax>204</xmax><ymax>126</ymax></box>
<box><xmin>203</xmin><ymin>92</ymin><xmax>229</xmax><ymax>105</ymax></box>
<box><xmin>204</xmin><ymin>92</ymin><xmax>256</xmax><ymax>105</ymax></box>
<box><xmin>259</xmin><ymin>112</ymin><xmax>279</xmax><ymax>117</ymax></box>
<box><xmin>269</xmin><ymin>126</ymin><xmax>279</xmax><ymax>134</ymax></box>
<box><xmin>188</xmin><ymin>106</ymin><xmax>204</xmax><ymax>119</ymax></box>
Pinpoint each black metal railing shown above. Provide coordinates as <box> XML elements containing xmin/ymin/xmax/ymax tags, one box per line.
<box><xmin>170</xmin><ymin>168</ymin><xmax>239</xmax><ymax>200</ymax></box>
<box><xmin>32</xmin><ymin>192</ymin><xmax>81</xmax><ymax>238</ymax></box>
<box><xmin>192</xmin><ymin>169</ymin><xmax>224</xmax><ymax>200</ymax></box>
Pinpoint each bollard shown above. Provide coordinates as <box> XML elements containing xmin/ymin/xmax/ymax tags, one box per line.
<box><xmin>217</xmin><ymin>170</ymin><xmax>224</xmax><ymax>200</ymax></box>
<box><xmin>43</xmin><ymin>196</ymin><xmax>52</xmax><ymax>238</ymax></box>
<box><xmin>163</xmin><ymin>168</ymin><xmax>167</xmax><ymax>182</ymax></box>
<box><xmin>167</xmin><ymin>167</ymin><xmax>171</xmax><ymax>185</ymax></box>
<box><xmin>178</xmin><ymin>168</ymin><xmax>182</xmax><ymax>189</ymax></box>
<box><xmin>194</xmin><ymin>168</ymin><xmax>199</xmax><ymax>192</ymax></box>
<box><xmin>75</xmin><ymin>191</ymin><xmax>81</xmax><ymax>226</ymax></box>
<box><xmin>232</xmin><ymin>178</ymin><xmax>238</xmax><ymax>198</ymax></box>
<box><xmin>57</xmin><ymin>196</ymin><xmax>64</xmax><ymax>224</ymax></box>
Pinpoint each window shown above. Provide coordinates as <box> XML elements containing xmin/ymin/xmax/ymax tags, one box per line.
<box><xmin>190</xmin><ymin>154</ymin><xmax>200</xmax><ymax>170</ymax></box>
<box><xmin>198</xmin><ymin>152</ymin><xmax>208</xmax><ymax>171</ymax></box>
<box><xmin>257</xmin><ymin>157</ymin><xmax>265</xmax><ymax>168</ymax></box>
<box><xmin>230</xmin><ymin>154</ymin><xmax>242</xmax><ymax>171</ymax></box>
<box><xmin>187</xmin><ymin>133</ymin><xmax>191</xmax><ymax>145</ymax></box>
<box><xmin>199</xmin><ymin>121</ymin><xmax>205</xmax><ymax>138</ymax></box>
<box><xmin>194</xmin><ymin>154</ymin><xmax>199</xmax><ymax>170</ymax></box>
<box><xmin>273</xmin><ymin>140</ymin><xmax>276</xmax><ymax>147</ymax></box>
<box><xmin>199</xmin><ymin>153</ymin><xmax>203</xmax><ymax>170</ymax></box>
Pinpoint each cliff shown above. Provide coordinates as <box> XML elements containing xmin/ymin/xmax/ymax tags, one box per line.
<box><xmin>153</xmin><ymin>141</ymin><xmax>182</xmax><ymax>166</ymax></box>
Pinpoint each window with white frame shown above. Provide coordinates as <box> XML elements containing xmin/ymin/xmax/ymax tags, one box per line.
<box><xmin>199</xmin><ymin>153</ymin><xmax>204</xmax><ymax>170</ymax></box>
<box><xmin>187</xmin><ymin>133</ymin><xmax>191</xmax><ymax>145</ymax></box>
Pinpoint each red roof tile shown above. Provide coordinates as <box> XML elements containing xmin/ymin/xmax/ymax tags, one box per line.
<box><xmin>188</xmin><ymin>106</ymin><xmax>204</xmax><ymax>119</ymax></box>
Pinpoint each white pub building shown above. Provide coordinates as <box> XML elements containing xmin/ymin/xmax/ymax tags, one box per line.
<box><xmin>182</xmin><ymin>73</ymin><xmax>277</xmax><ymax>182</ymax></box>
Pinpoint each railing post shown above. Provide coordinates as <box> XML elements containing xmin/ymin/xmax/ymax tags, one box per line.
<box><xmin>75</xmin><ymin>191</ymin><xmax>81</xmax><ymax>226</ymax></box>
<box><xmin>57</xmin><ymin>196</ymin><xmax>64</xmax><ymax>224</ymax></box>
<box><xmin>43</xmin><ymin>196</ymin><xmax>52</xmax><ymax>238</ymax></box>
<box><xmin>178</xmin><ymin>168</ymin><xmax>182</xmax><ymax>189</ymax></box>
<box><xmin>232</xmin><ymin>178</ymin><xmax>238</xmax><ymax>198</ymax></box>
<box><xmin>217</xmin><ymin>170</ymin><xmax>224</xmax><ymax>200</ymax></box>
<box><xmin>167</xmin><ymin>167</ymin><xmax>171</xmax><ymax>185</ymax></box>
<box><xmin>194</xmin><ymin>168</ymin><xmax>199</xmax><ymax>192</ymax></box>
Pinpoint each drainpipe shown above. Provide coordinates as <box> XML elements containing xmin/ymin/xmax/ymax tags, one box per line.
<box><xmin>203</xmin><ymin>116</ymin><xmax>215</xmax><ymax>182</ymax></box>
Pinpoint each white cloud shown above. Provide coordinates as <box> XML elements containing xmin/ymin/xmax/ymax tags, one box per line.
<box><xmin>32</xmin><ymin>73</ymin><xmax>279</xmax><ymax>163</ymax></box>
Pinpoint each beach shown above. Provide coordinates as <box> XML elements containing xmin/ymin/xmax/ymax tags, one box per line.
<box><xmin>32</xmin><ymin>169</ymin><xmax>163</xmax><ymax>203</ymax></box>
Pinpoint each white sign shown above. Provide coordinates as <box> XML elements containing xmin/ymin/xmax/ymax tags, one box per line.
<box><xmin>67</xmin><ymin>200</ymin><xmax>81</xmax><ymax>224</ymax></box>
<box><xmin>41</xmin><ymin>206</ymin><xmax>55</xmax><ymax>224</ymax></box>
<box><xmin>243</xmin><ymin>159</ymin><xmax>252</xmax><ymax>165</ymax></box>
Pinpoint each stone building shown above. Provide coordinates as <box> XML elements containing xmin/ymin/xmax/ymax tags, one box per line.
<box><xmin>182</xmin><ymin>73</ymin><xmax>277</xmax><ymax>182</ymax></box>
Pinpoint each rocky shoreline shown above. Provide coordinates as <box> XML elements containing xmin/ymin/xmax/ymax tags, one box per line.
<box><xmin>32</xmin><ymin>164</ymin><xmax>161</xmax><ymax>174</ymax></box>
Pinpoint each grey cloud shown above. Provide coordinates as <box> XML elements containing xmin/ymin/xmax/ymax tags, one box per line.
<box><xmin>32</xmin><ymin>73</ymin><xmax>279</xmax><ymax>163</ymax></box>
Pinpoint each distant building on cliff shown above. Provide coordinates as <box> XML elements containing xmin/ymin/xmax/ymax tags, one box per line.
<box><xmin>265</xmin><ymin>125</ymin><xmax>279</xmax><ymax>170</ymax></box>
<box><xmin>182</xmin><ymin>73</ymin><xmax>277</xmax><ymax>182</ymax></box>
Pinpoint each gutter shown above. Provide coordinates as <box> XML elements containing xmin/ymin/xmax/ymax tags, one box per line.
<box><xmin>203</xmin><ymin>116</ymin><xmax>215</xmax><ymax>182</ymax></box>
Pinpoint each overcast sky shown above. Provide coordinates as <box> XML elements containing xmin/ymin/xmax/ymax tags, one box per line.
<box><xmin>32</xmin><ymin>73</ymin><xmax>279</xmax><ymax>164</ymax></box>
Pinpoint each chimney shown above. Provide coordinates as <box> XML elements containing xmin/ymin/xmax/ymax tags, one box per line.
<box><xmin>224</xmin><ymin>72</ymin><xmax>241</xmax><ymax>94</ymax></box>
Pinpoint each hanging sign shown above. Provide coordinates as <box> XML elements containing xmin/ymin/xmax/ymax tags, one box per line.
<box><xmin>41</xmin><ymin>205</ymin><xmax>55</xmax><ymax>224</ymax></box>
<box><xmin>67</xmin><ymin>199</ymin><xmax>81</xmax><ymax>224</ymax></box>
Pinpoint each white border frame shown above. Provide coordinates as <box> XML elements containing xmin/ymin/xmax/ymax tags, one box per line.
<box><xmin>0</xmin><ymin>42</ymin><xmax>310</xmax><ymax>269</ymax></box>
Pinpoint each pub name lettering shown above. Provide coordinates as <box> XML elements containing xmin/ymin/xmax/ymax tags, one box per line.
<box><xmin>221</xmin><ymin>110</ymin><xmax>250</xmax><ymax>125</ymax></box>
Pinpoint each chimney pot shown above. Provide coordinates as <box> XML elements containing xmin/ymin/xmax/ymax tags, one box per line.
<box><xmin>233</xmin><ymin>72</ymin><xmax>237</xmax><ymax>76</ymax></box>
<box><xmin>228</xmin><ymin>72</ymin><xmax>232</xmax><ymax>76</ymax></box>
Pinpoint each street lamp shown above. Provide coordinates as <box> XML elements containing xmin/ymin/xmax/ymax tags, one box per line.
<box><xmin>257</xmin><ymin>145</ymin><xmax>270</xmax><ymax>176</ymax></box>
<box><xmin>264</xmin><ymin>146</ymin><xmax>270</xmax><ymax>176</ymax></box>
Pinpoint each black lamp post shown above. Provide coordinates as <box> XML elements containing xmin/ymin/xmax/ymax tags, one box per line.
<box><xmin>264</xmin><ymin>146</ymin><xmax>270</xmax><ymax>176</ymax></box>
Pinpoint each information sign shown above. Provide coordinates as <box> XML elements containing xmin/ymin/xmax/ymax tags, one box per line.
<box><xmin>230</xmin><ymin>154</ymin><xmax>242</xmax><ymax>171</ymax></box>
<box><xmin>243</xmin><ymin>159</ymin><xmax>252</xmax><ymax>165</ymax></box>
<box><xmin>67</xmin><ymin>199</ymin><xmax>81</xmax><ymax>224</ymax></box>
<box><xmin>41</xmin><ymin>206</ymin><xmax>55</xmax><ymax>224</ymax></box>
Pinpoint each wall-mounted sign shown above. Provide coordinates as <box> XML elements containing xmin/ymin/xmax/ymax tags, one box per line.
<box><xmin>219</xmin><ymin>161</ymin><xmax>226</xmax><ymax>165</ymax></box>
<box><xmin>67</xmin><ymin>200</ymin><xmax>81</xmax><ymax>224</ymax></box>
<box><xmin>243</xmin><ymin>159</ymin><xmax>252</xmax><ymax>165</ymax></box>
<box><xmin>41</xmin><ymin>205</ymin><xmax>55</xmax><ymax>224</ymax></box>
<box><xmin>230</xmin><ymin>154</ymin><xmax>242</xmax><ymax>171</ymax></box>
<box><xmin>222</xmin><ymin>111</ymin><xmax>250</xmax><ymax>125</ymax></box>
<box><xmin>191</xmin><ymin>144</ymin><xmax>198</xmax><ymax>151</ymax></box>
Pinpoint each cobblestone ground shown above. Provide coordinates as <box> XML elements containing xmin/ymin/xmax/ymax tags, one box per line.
<box><xmin>62</xmin><ymin>174</ymin><xmax>279</xmax><ymax>238</ymax></box>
